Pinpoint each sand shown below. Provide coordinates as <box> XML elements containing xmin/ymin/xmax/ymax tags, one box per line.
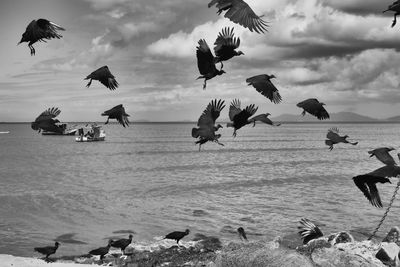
<box><xmin>0</xmin><ymin>254</ymin><xmax>93</xmax><ymax>267</ymax></box>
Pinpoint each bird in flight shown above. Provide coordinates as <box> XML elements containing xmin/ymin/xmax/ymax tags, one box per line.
<box><xmin>101</xmin><ymin>104</ymin><xmax>130</xmax><ymax>127</ymax></box>
<box><xmin>368</xmin><ymin>147</ymin><xmax>396</xmax><ymax>166</ymax></box>
<box><xmin>214</xmin><ymin>27</ymin><xmax>244</xmax><ymax>70</ymax></box>
<box><xmin>31</xmin><ymin>107</ymin><xmax>63</xmax><ymax>134</ymax></box>
<box><xmin>383</xmin><ymin>1</ymin><xmax>400</xmax><ymax>27</ymax></box>
<box><xmin>192</xmin><ymin>99</ymin><xmax>225</xmax><ymax>151</ymax></box>
<box><xmin>208</xmin><ymin>0</ymin><xmax>269</xmax><ymax>34</ymax></box>
<box><xmin>249</xmin><ymin>113</ymin><xmax>281</xmax><ymax>127</ymax></box>
<box><xmin>246</xmin><ymin>74</ymin><xmax>282</xmax><ymax>104</ymax></box>
<box><xmin>297</xmin><ymin>98</ymin><xmax>330</xmax><ymax>120</ymax></box>
<box><xmin>85</xmin><ymin>66</ymin><xmax>119</xmax><ymax>90</ymax></box>
<box><xmin>325</xmin><ymin>127</ymin><xmax>358</xmax><ymax>151</ymax></box>
<box><xmin>18</xmin><ymin>18</ymin><xmax>65</xmax><ymax>55</ymax></box>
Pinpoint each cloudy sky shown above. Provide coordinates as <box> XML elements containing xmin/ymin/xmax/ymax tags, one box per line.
<box><xmin>1</xmin><ymin>0</ymin><xmax>400</xmax><ymax>122</ymax></box>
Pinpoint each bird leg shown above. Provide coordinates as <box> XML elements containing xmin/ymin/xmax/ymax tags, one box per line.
<box><xmin>232</xmin><ymin>130</ymin><xmax>237</xmax><ymax>137</ymax></box>
<box><xmin>198</xmin><ymin>144</ymin><xmax>201</xmax><ymax>151</ymax></box>
<box><xmin>203</xmin><ymin>79</ymin><xmax>207</xmax><ymax>90</ymax></box>
<box><xmin>252</xmin><ymin>121</ymin><xmax>256</xmax><ymax>127</ymax></box>
<box><xmin>215</xmin><ymin>140</ymin><xmax>224</xmax><ymax>146</ymax></box>
<box><xmin>350</xmin><ymin>142</ymin><xmax>358</xmax><ymax>146</ymax></box>
<box><xmin>329</xmin><ymin>145</ymin><xmax>333</xmax><ymax>151</ymax></box>
<box><xmin>86</xmin><ymin>79</ymin><xmax>92</xmax><ymax>88</ymax></box>
<box><xmin>220</xmin><ymin>62</ymin><xmax>224</xmax><ymax>71</ymax></box>
<box><xmin>29</xmin><ymin>44</ymin><xmax>35</xmax><ymax>56</ymax></box>
<box><xmin>301</xmin><ymin>110</ymin><xmax>306</xmax><ymax>116</ymax></box>
<box><xmin>104</xmin><ymin>118</ymin><xmax>109</xmax><ymax>124</ymax></box>
<box><xmin>392</xmin><ymin>13</ymin><xmax>399</xmax><ymax>27</ymax></box>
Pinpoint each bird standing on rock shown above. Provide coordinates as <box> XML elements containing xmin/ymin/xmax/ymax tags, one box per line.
<box><xmin>246</xmin><ymin>74</ymin><xmax>282</xmax><ymax>104</ymax></box>
<box><xmin>18</xmin><ymin>18</ymin><xmax>65</xmax><ymax>55</ymax></box>
<box><xmin>85</xmin><ymin>66</ymin><xmax>119</xmax><ymax>90</ymax></box>
<box><xmin>34</xmin><ymin>241</ymin><xmax>60</xmax><ymax>260</ymax></box>
<box><xmin>237</xmin><ymin>227</ymin><xmax>248</xmax><ymax>241</ymax></box>
<box><xmin>89</xmin><ymin>239</ymin><xmax>113</xmax><ymax>260</ymax></box>
<box><xmin>164</xmin><ymin>229</ymin><xmax>190</xmax><ymax>245</ymax></box>
<box><xmin>111</xmin><ymin>234</ymin><xmax>133</xmax><ymax>254</ymax></box>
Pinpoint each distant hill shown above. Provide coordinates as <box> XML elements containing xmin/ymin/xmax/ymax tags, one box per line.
<box><xmin>385</xmin><ymin>115</ymin><xmax>400</xmax><ymax>122</ymax></box>
<box><xmin>271</xmin><ymin>111</ymin><xmax>378</xmax><ymax>122</ymax></box>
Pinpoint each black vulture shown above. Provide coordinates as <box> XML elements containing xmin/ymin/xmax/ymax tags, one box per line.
<box><xmin>325</xmin><ymin>127</ymin><xmax>358</xmax><ymax>151</ymax></box>
<box><xmin>368</xmin><ymin>147</ymin><xmax>396</xmax><ymax>166</ymax></box>
<box><xmin>246</xmin><ymin>74</ymin><xmax>282</xmax><ymax>104</ymax></box>
<box><xmin>18</xmin><ymin>19</ymin><xmax>65</xmax><ymax>56</ymax></box>
<box><xmin>196</xmin><ymin>39</ymin><xmax>226</xmax><ymax>89</ymax></box>
<box><xmin>111</xmin><ymin>234</ymin><xmax>133</xmax><ymax>254</ymax></box>
<box><xmin>31</xmin><ymin>107</ymin><xmax>63</xmax><ymax>134</ymax></box>
<box><xmin>89</xmin><ymin>239</ymin><xmax>113</xmax><ymax>260</ymax></box>
<box><xmin>298</xmin><ymin>218</ymin><xmax>323</xmax><ymax>245</ymax></box>
<box><xmin>227</xmin><ymin>99</ymin><xmax>258</xmax><ymax>137</ymax></box>
<box><xmin>164</xmin><ymin>229</ymin><xmax>190</xmax><ymax>245</ymax></box>
<box><xmin>353</xmin><ymin>175</ymin><xmax>392</xmax><ymax>208</ymax></box>
<box><xmin>297</xmin><ymin>98</ymin><xmax>329</xmax><ymax>120</ymax></box>
<box><xmin>85</xmin><ymin>66</ymin><xmax>119</xmax><ymax>90</ymax></box>
<box><xmin>34</xmin><ymin>242</ymin><xmax>60</xmax><ymax>259</ymax></box>
<box><xmin>237</xmin><ymin>227</ymin><xmax>248</xmax><ymax>241</ymax></box>
<box><xmin>192</xmin><ymin>99</ymin><xmax>225</xmax><ymax>151</ymax></box>
<box><xmin>383</xmin><ymin>1</ymin><xmax>400</xmax><ymax>27</ymax></box>
<box><xmin>101</xmin><ymin>104</ymin><xmax>130</xmax><ymax>127</ymax></box>
<box><xmin>249</xmin><ymin>113</ymin><xmax>281</xmax><ymax>127</ymax></box>
<box><xmin>214</xmin><ymin>27</ymin><xmax>244</xmax><ymax>69</ymax></box>
<box><xmin>208</xmin><ymin>0</ymin><xmax>269</xmax><ymax>33</ymax></box>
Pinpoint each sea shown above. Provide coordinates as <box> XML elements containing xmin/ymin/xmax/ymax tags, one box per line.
<box><xmin>0</xmin><ymin>122</ymin><xmax>400</xmax><ymax>257</ymax></box>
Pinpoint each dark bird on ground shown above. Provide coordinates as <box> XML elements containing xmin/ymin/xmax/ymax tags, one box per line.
<box><xmin>246</xmin><ymin>74</ymin><xmax>282</xmax><ymax>104</ymax></box>
<box><xmin>34</xmin><ymin>242</ymin><xmax>60</xmax><ymax>259</ymax></box>
<box><xmin>237</xmin><ymin>227</ymin><xmax>248</xmax><ymax>241</ymax></box>
<box><xmin>101</xmin><ymin>104</ymin><xmax>130</xmax><ymax>127</ymax></box>
<box><xmin>208</xmin><ymin>0</ymin><xmax>269</xmax><ymax>33</ymax></box>
<box><xmin>353</xmin><ymin>175</ymin><xmax>392</xmax><ymax>208</ymax></box>
<box><xmin>298</xmin><ymin>218</ymin><xmax>323</xmax><ymax>244</ymax></box>
<box><xmin>383</xmin><ymin>1</ymin><xmax>400</xmax><ymax>27</ymax></box>
<box><xmin>85</xmin><ymin>66</ymin><xmax>119</xmax><ymax>90</ymax></box>
<box><xmin>164</xmin><ymin>229</ymin><xmax>190</xmax><ymax>245</ymax></box>
<box><xmin>297</xmin><ymin>98</ymin><xmax>329</xmax><ymax>120</ymax></box>
<box><xmin>227</xmin><ymin>99</ymin><xmax>258</xmax><ymax>137</ymax></box>
<box><xmin>111</xmin><ymin>234</ymin><xmax>133</xmax><ymax>254</ymax></box>
<box><xmin>192</xmin><ymin>99</ymin><xmax>225</xmax><ymax>151</ymax></box>
<box><xmin>368</xmin><ymin>147</ymin><xmax>396</xmax><ymax>166</ymax></box>
<box><xmin>89</xmin><ymin>239</ymin><xmax>113</xmax><ymax>260</ymax></box>
<box><xmin>196</xmin><ymin>39</ymin><xmax>226</xmax><ymax>89</ymax></box>
<box><xmin>18</xmin><ymin>19</ymin><xmax>65</xmax><ymax>56</ymax></box>
<box><xmin>31</xmin><ymin>107</ymin><xmax>63</xmax><ymax>134</ymax></box>
<box><xmin>249</xmin><ymin>113</ymin><xmax>281</xmax><ymax>127</ymax></box>
<box><xmin>325</xmin><ymin>127</ymin><xmax>358</xmax><ymax>151</ymax></box>
<box><xmin>213</xmin><ymin>27</ymin><xmax>244</xmax><ymax>70</ymax></box>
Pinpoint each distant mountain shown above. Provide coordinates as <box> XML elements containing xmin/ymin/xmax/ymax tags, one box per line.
<box><xmin>385</xmin><ymin>115</ymin><xmax>400</xmax><ymax>122</ymax></box>
<box><xmin>271</xmin><ymin>112</ymin><xmax>378</xmax><ymax>122</ymax></box>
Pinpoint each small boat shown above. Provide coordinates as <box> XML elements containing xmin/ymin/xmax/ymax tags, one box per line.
<box><xmin>41</xmin><ymin>124</ymin><xmax>78</xmax><ymax>136</ymax></box>
<box><xmin>0</xmin><ymin>131</ymin><xmax>9</xmax><ymax>134</ymax></box>
<box><xmin>75</xmin><ymin>125</ymin><xmax>105</xmax><ymax>142</ymax></box>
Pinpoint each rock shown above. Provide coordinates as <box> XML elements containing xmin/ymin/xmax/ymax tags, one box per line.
<box><xmin>328</xmin><ymin>232</ymin><xmax>355</xmax><ymax>245</ymax></box>
<box><xmin>296</xmin><ymin>237</ymin><xmax>332</xmax><ymax>257</ymax></box>
<box><xmin>375</xmin><ymin>242</ymin><xmax>400</xmax><ymax>266</ymax></box>
<box><xmin>382</xmin><ymin>227</ymin><xmax>400</xmax><ymax>245</ymax></box>
<box><xmin>312</xmin><ymin>247</ymin><xmax>384</xmax><ymax>267</ymax></box>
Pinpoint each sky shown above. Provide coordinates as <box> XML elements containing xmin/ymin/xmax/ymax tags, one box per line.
<box><xmin>1</xmin><ymin>0</ymin><xmax>400</xmax><ymax>122</ymax></box>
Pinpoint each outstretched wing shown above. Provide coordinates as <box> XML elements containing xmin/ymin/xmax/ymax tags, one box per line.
<box><xmin>229</xmin><ymin>99</ymin><xmax>242</xmax><ymax>121</ymax></box>
<box><xmin>297</xmin><ymin>99</ymin><xmax>329</xmax><ymax>120</ymax></box>
<box><xmin>214</xmin><ymin>27</ymin><xmax>240</xmax><ymax>58</ymax></box>
<box><xmin>327</xmin><ymin>128</ymin><xmax>341</xmax><ymax>142</ymax></box>
<box><xmin>34</xmin><ymin>107</ymin><xmax>61</xmax><ymax>122</ymax></box>
<box><xmin>249</xmin><ymin>114</ymin><xmax>280</xmax><ymax>126</ymax></box>
<box><xmin>368</xmin><ymin>148</ymin><xmax>397</xmax><ymax>166</ymax></box>
<box><xmin>87</xmin><ymin>66</ymin><xmax>118</xmax><ymax>90</ymax></box>
<box><xmin>25</xmin><ymin>19</ymin><xmax>65</xmax><ymax>42</ymax></box>
<box><xmin>234</xmin><ymin>104</ymin><xmax>258</xmax><ymax>123</ymax></box>
<box><xmin>298</xmin><ymin>218</ymin><xmax>324</xmax><ymax>244</ymax></box>
<box><xmin>197</xmin><ymin>39</ymin><xmax>217</xmax><ymax>76</ymax></box>
<box><xmin>198</xmin><ymin>99</ymin><xmax>225</xmax><ymax>128</ymax></box>
<box><xmin>246</xmin><ymin>75</ymin><xmax>281</xmax><ymax>104</ymax></box>
<box><xmin>353</xmin><ymin>175</ymin><xmax>389</xmax><ymax>208</ymax></box>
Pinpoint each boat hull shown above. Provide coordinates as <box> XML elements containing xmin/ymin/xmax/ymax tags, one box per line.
<box><xmin>75</xmin><ymin>136</ymin><xmax>105</xmax><ymax>142</ymax></box>
<box><xmin>42</xmin><ymin>129</ymin><xmax>77</xmax><ymax>136</ymax></box>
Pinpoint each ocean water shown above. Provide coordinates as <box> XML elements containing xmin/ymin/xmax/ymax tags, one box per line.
<box><xmin>0</xmin><ymin>122</ymin><xmax>400</xmax><ymax>257</ymax></box>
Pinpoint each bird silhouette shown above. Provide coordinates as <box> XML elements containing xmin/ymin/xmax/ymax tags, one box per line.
<box><xmin>101</xmin><ymin>104</ymin><xmax>130</xmax><ymax>127</ymax></box>
<box><xmin>368</xmin><ymin>147</ymin><xmax>396</xmax><ymax>166</ymax></box>
<box><xmin>249</xmin><ymin>113</ymin><xmax>281</xmax><ymax>127</ymax></box>
<box><xmin>85</xmin><ymin>66</ymin><xmax>119</xmax><ymax>90</ymax></box>
<box><xmin>31</xmin><ymin>107</ymin><xmax>63</xmax><ymax>134</ymax></box>
<box><xmin>227</xmin><ymin>99</ymin><xmax>258</xmax><ymax>137</ymax></box>
<box><xmin>246</xmin><ymin>74</ymin><xmax>282</xmax><ymax>104</ymax></box>
<box><xmin>298</xmin><ymin>218</ymin><xmax>323</xmax><ymax>244</ymax></box>
<box><xmin>111</xmin><ymin>234</ymin><xmax>133</xmax><ymax>254</ymax></box>
<box><xmin>164</xmin><ymin>229</ymin><xmax>190</xmax><ymax>245</ymax></box>
<box><xmin>325</xmin><ymin>127</ymin><xmax>358</xmax><ymax>151</ymax></box>
<box><xmin>196</xmin><ymin>39</ymin><xmax>226</xmax><ymax>89</ymax></box>
<box><xmin>353</xmin><ymin>175</ymin><xmax>392</xmax><ymax>208</ymax></box>
<box><xmin>89</xmin><ymin>239</ymin><xmax>113</xmax><ymax>260</ymax></box>
<box><xmin>34</xmin><ymin>242</ymin><xmax>60</xmax><ymax>260</ymax></box>
<box><xmin>383</xmin><ymin>1</ymin><xmax>400</xmax><ymax>27</ymax></box>
<box><xmin>297</xmin><ymin>98</ymin><xmax>329</xmax><ymax>120</ymax></box>
<box><xmin>192</xmin><ymin>99</ymin><xmax>225</xmax><ymax>151</ymax></box>
<box><xmin>18</xmin><ymin>19</ymin><xmax>65</xmax><ymax>56</ymax></box>
<box><xmin>237</xmin><ymin>227</ymin><xmax>248</xmax><ymax>241</ymax></box>
<box><xmin>208</xmin><ymin>0</ymin><xmax>269</xmax><ymax>33</ymax></box>
<box><xmin>214</xmin><ymin>27</ymin><xmax>244</xmax><ymax>70</ymax></box>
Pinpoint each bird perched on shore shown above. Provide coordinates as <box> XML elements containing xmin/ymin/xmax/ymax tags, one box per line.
<box><xmin>325</xmin><ymin>127</ymin><xmax>358</xmax><ymax>151</ymax></box>
<box><xmin>164</xmin><ymin>229</ymin><xmax>190</xmax><ymax>245</ymax></box>
<box><xmin>208</xmin><ymin>0</ymin><xmax>269</xmax><ymax>34</ymax></box>
<box><xmin>85</xmin><ymin>66</ymin><xmax>119</xmax><ymax>90</ymax></box>
<box><xmin>31</xmin><ymin>107</ymin><xmax>63</xmax><ymax>134</ymax></box>
<box><xmin>111</xmin><ymin>234</ymin><xmax>133</xmax><ymax>254</ymax></box>
<box><xmin>237</xmin><ymin>227</ymin><xmax>248</xmax><ymax>241</ymax></box>
<box><xmin>18</xmin><ymin>19</ymin><xmax>65</xmax><ymax>55</ymax></box>
<box><xmin>249</xmin><ymin>113</ymin><xmax>281</xmax><ymax>127</ymax></box>
<box><xmin>368</xmin><ymin>147</ymin><xmax>396</xmax><ymax>166</ymax></box>
<box><xmin>89</xmin><ymin>239</ymin><xmax>113</xmax><ymax>260</ymax></box>
<box><xmin>298</xmin><ymin>218</ymin><xmax>323</xmax><ymax>244</ymax></box>
<box><xmin>297</xmin><ymin>98</ymin><xmax>329</xmax><ymax>120</ymax></box>
<box><xmin>34</xmin><ymin>242</ymin><xmax>60</xmax><ymax>259</ymax></box>
<box><xmin>213</xmin><ymin>27</ymin><xmax>244</xmax><ymax>70</ymax></box>
<box><xmin>383</xmin><ymin>1</ymin><xmax>400</xmax><ymax>27</ymax></box>
<box><xmin>196</xmin><ymin>39</ymin><xmax>226</xmax><ymax>89</ymax></box>
<box><xmin>192</xmin><ymin>99</ymin><xmax>225</xmax><ymax>151</ymax></box>
<box><xmin>246</xmin><ymin>74</ymin><xmax>282</xmax><ymax>104</ymax></box>
<box><xmin>101</xmin><ymin>104</ymin><xmax>130</xmax><ymax>127</ymax></box>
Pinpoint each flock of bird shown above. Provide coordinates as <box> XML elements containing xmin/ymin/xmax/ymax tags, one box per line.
<box><xmin>15</xmin><ymin>0</ymin><xmax>400</xmax><ymax>262</ymax></box>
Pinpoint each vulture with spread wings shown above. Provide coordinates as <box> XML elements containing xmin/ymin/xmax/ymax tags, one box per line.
<box><xmin>31</xmin><ymin>107</ymin><xmax>63</xmax><ymax>134</ymax></box>
<box><xmin>192</xmin><ymin>99</ymin><xmax>225</xmax><ymax>151</ymax></box>
<box><xmin>18</xmin><ymin>18</ymin><xmax>65</xmax><ymax>56</ymax></box>
<box><xmin>246</xmin><ymin>74</ymin><xmax>282</xmax><ymax>104</ymax></box>
<box><xmin>208</xmin><ymin>0</ymin><xmax>269</xmax><ymax>34</ymax></box>
<box><xmin>297</xmin><ymin>98</ymin><xmax>330</xmax><ymax>120</ymax></box>
<box><xmin>368</xmin><ymin>147</ymin><xmax>396</xmax><ymax>166</ymax></box>
<box><xmin>196</xmin><ymin>39</ymin><xmax>225</xmax><ymax>89</ymax></box>
<box><xmin>325</xmin><ymin>127</ymin><xmax>358</xmax><ymax>151</ymax></box>
<box><xmin>85</xmin><ymin>66</ymin><xmax>119</xmax><ymax>90</ymax></box>
<box><xmin>383</xmin><ymin>1</ymin><xmax>400</xmax><ymax>27</ymax></box>
<box><xmin>101</xmin><ymin>104</ymin><xmax>130</xmax><ymax>128</ymax></box>
<box><xmin>214</xmin><ymin>27</ymin><xmax>244</xmax><ymax>69</ymax></box>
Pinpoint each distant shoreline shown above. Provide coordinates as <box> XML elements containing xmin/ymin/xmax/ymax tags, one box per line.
<box><xmin>1</xmin><ymin>121</ymin><xmax>400</xmax><ymax>124</ymax></box>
